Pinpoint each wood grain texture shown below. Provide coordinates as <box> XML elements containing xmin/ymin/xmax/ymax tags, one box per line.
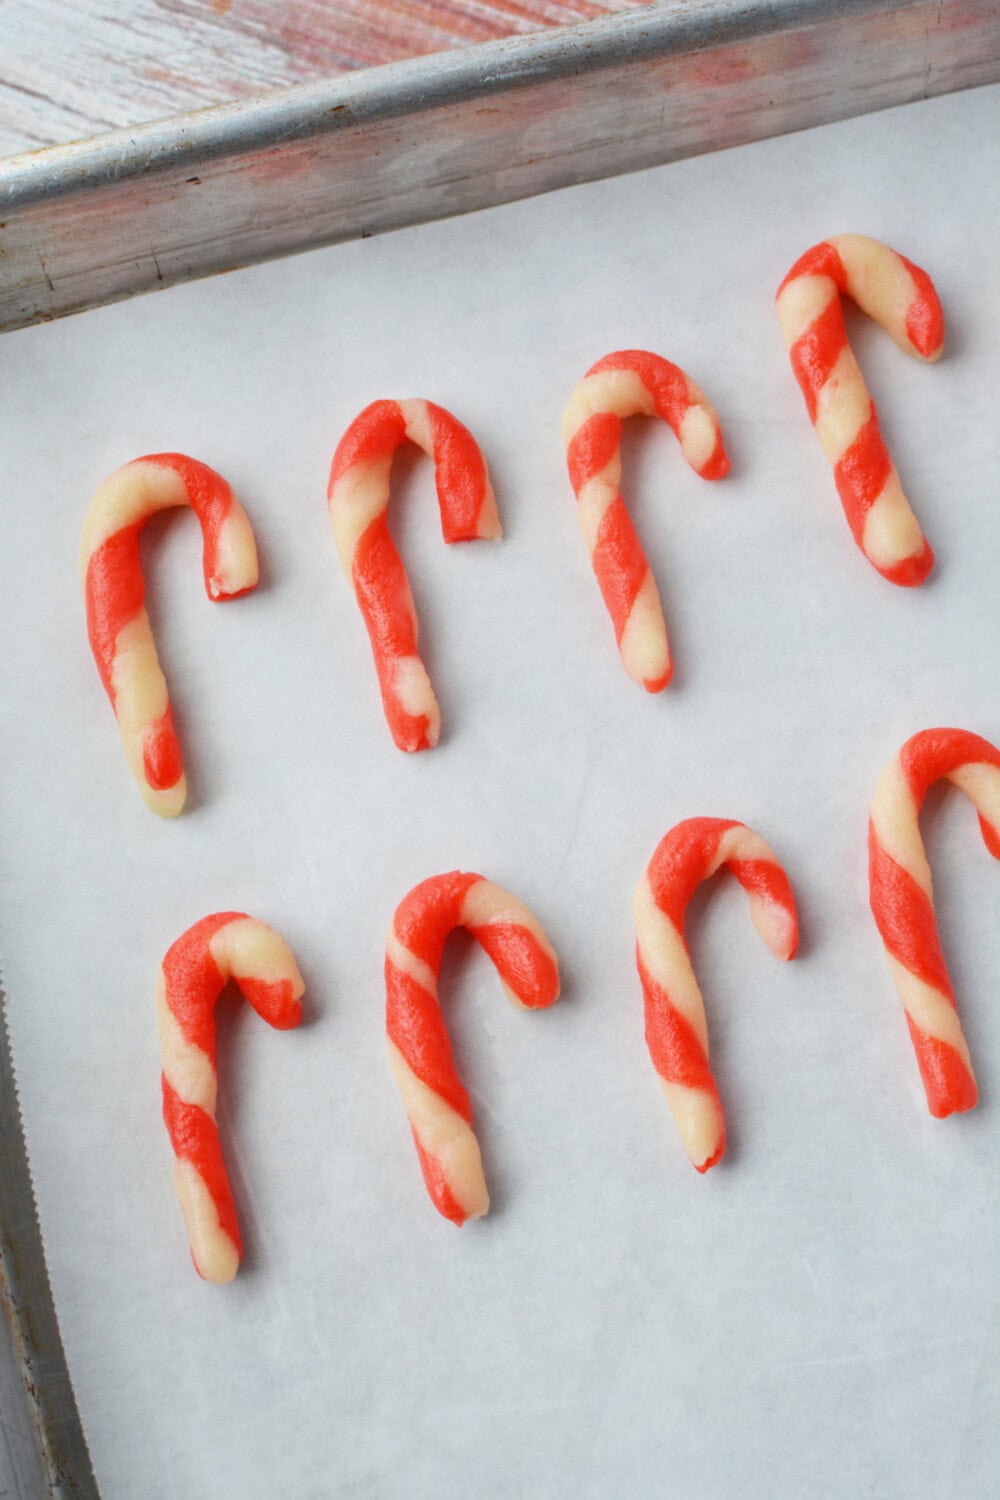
<box><xmin>0</xmin><ymin>0</ymin><xmax>645</xmax><ymax>156</ymax></box>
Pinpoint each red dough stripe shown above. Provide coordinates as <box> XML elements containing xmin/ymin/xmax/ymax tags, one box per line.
<box><xmin>393</xmin><ymin>872</ymin><xmax>481</xmax><ymax>968</ymax></box>
<box><xmin>898</xmin><ymin>255</ymin><xmax>945</xmax><ymax>358</ymax></box>
<box><xmin>328</xmin><ymin>400</ymin><xmax>407</xmax><ymax>485</ymax></box>
<box><xmin>645</xmin><ymin>817</ymin><xmax>741</xmax><ymax>930</ymax></box>
<box><xmin>593</xmin><ymin>497</ymin><xmax>650</xmax><ymax>644</ymax></box>
<box><xmin>385</xmin><ymin>962</ymin><xmax>473</xmax><ymax>1122</ymax></box>
<box><xmin>789</xmin><ymin>295</ymin><xmax>848</xmax><ymax>422</ymax></box>
<box><xmin>428</xmin><ymin>403</ymin><xmax>492</xmax><ymax>542</ymax></box>
<box><xmin>162</xmin><ymin>1077</ymin><xmax>242</xmax><ymax>1261</ymax></box>
<box><xmin>566</xmin><ymin>411</ymin><xmax>622</xmax><ymax>494</ymax></box>
<box><xmin>141</xmin><ymin>707</ymin><xmax>184</xmax><ymax>794</ymax></box>
<box><xmin>638</xmin><ymin>956</ymin><xmax>717</xmax><ymax>1093</ymax></box>
<box><xmin>352</xmin><ymin>516</ymin><xmax>420</xmax><ymax>661</ymax></box>
<box><xmin>899</xmin><ymin>727</ymin><xmax>1000</xmax><ymax>803</ymax></box>
<box><xmin>162</xmin><ymin>911</ymin><xmax>244</xmax><ymax>1057</ymax></box>
<box><xmin>85</xmin><ymin>527</ymin><xmax>145</xmax><ymax>699</ymax></box>
<box><xmin>474</xmin><ymin>923</ymin><xmax>561</xmax><ymax>1010</ymax></box>
<box><xmin>867</xmin><ymin>832</ymin><xmax>955</xmax><ymax>1000</ymax></box>
<box><xmin>413</xmin><ymin>1137</ymin><xmax>469</xmax><ymax>1226</ymax></box>
<box><xmin>776</xmin><ymin>240</ymin><xmax>847</xmax><ymax>297</ymax></box>
<box><xmin>833</xmin><ymin>408</ymin><xmax>893</xmax><ymax>540</ymax></box>
<box><xmin>904</xmin><ymin>1016</ymin><xmax>978</xmax><ymax>1118</ymax></box>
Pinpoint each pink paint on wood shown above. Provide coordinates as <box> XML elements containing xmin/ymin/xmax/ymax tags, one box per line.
<box><xmin>0</xmin><ymin>0</ymin><xmax>649</xmax><ymax>156</ymax></box>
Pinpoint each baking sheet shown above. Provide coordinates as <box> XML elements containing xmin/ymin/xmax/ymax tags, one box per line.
<box><xmin>1</xmin><ymin>81</ymin><xmax>999</xmax><ymax>1498</ymax></box>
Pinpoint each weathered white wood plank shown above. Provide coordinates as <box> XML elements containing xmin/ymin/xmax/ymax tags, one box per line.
<box><xmin>0</xmin><ymin>0</ymin><xmax>640</xmax><ymax>156</ymax></box>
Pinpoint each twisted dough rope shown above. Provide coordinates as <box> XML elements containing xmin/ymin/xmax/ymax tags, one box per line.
<box><xmin>635</xmin><ymin>817</ymin><xmax>799</xmax><ymax>1171</ymax></box>
<box><xmin>81</xmin><ymin>454</ymin><xmax>258</xmax><ymax>816</ymax></box>
<box><xmin>386</xmin><ymin>872</ymin><xmax>560</xmax><ymax>1224</ymax></box>
<box><xmin>328</xmin><ymin>400</ymin><xmax>500</xmax><ymax>752</ymax></box>
<box><xmin>158</xmin><ymin>913</ymin><xmax>304</xmax><ymax>1283</ymax></box>
<box><xmin>563</xmin><ymin>350</ymin><xmax>729</xmax><ymax>692</ymax></box>
<box><xmin>776</xmin><ymin>233</ymin><xmax>944</xmax><ymax>586</ymax></box>
<box><xmin>869</xmin><ymin>728</ymin><xmax>1000</xmax><ymax>1118</ymax></box>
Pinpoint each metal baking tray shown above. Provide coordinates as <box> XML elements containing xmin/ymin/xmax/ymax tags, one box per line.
<box><xmin>0</xmin><ymin>3</ymin><xmax>996</xmax><ymax>1493</ymax></box>
<box><xmin>1</xmin><ymin>0</ymin><xmax>998</xmax><ymax>333</ymax></box>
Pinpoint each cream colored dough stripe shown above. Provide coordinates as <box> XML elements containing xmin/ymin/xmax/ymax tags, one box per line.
<box><xmin>634</xmin><ymin>874</ymin><xmax>709</xmax><ymax>1050</ymax></box>
<box><xmin>387</xmin><ymin>1040</ymin><xmax>489</xmax><ymax>1221</ymax></box>
<box><xmin>888</xmin><ymin>957</ymin><xmax>973</xmax><ymax>1062</ymax></box>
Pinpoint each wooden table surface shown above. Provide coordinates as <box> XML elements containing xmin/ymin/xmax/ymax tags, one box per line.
<box><xmin>0</xmin><ymin>0</ymin><xmax>646</xmax><ymax>157</ymax></box>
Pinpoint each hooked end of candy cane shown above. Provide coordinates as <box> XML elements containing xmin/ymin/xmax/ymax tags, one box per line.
<box><xmin>978</xmin><ymin>814</ymin><xmax>1000</xmax><ymax>862</ymax></box>
<box><xmin>696</xmin><ymin>431</ymin><xmax>730</xmax><ymax>482</ymax></box>
<box><xmin>742</xmin><ymin>874</ymin><xmax>799</xmax><ymax>963</ymax></box>
<box><xmin>472</xmin><ymin>478</ymin><xmax>502</xmax><ymax>542</ymax></box>
<box><xmin>679</xmin><ymin>403</ymin><xmax>729</xmax><ymax>481</ymax></box>
<box><xmin>898</xmin><ymin>255</ymin><xmax>945</xmax><ymax>362</ymax></box>
<box><xmin>205</xmin><ymin>503</ymin><xmax>260</xmax><ymax>601</ymax></box>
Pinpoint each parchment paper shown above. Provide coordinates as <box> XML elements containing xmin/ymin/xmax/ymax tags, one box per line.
<box><xmin>2</xmin><ymin>83</ymin><xmax>999</xmax><ymax>1500</ymax></box>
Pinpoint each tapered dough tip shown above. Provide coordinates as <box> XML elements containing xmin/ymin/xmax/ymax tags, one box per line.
<box><xmin>192</xmin><ymin>1246</ymin><xmax>240</xmax><ymax>1285</ymax></box>
<box><xmin>878</xmin><ymin>540</ymin><xmax>935</xmax><ymax>589</ymax></box>
<box><xmin>273</xmin><ymin>997</ymin><xmax>305</xmax><ymax>1031</ymax></box>
<box><xmin>643</xmin><ymin>665</ymin><xmax>672</xmax><ymax>694</ymax></box>
<box><xmin>699</xmin><ymin>433</ymin><xmax>731</xmax><ymax>482</ymax></box>
<box><xmin>692</xmin><ymin>1141</ymin><xmax>725</xmax><ymax>1174</ymax></box>
<box><xmin>453</xmin><ymin>1199</ymin><xmax>489</xmax><ymax>1227</ymax></box>
<box><xmin>436</xmin><ymin>1184</ymin><xmax>489</xmax><ymax>1227</ymax></box>
<box><xmin>927</xmin><ymin>1081</ymin><xmax>978</xmax><ymax>1120</ymax></box>
<box><xmin>141</xmin><ymin>779</ymin><xmax>187</xmax><ymax>818</ymax></box>
<box><xmin>391</xmin><ymin>721</ymin><xmax>438</xmax><ymax>753</ymax></box>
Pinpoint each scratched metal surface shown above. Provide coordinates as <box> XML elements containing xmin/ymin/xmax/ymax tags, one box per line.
<box><xmin>1</xmin><ymin>0</ymin><xmax>999</xmax><ymax>332</ymax></box>
<box><xmin>0</xmin><ymin>978</ymin><xmax>98</xmax><ymax>1498</ymax></box>
<box><xmin>0</xmin><ymin>0</ymin><xmax>645</xmax><ymax>155</ymax></box>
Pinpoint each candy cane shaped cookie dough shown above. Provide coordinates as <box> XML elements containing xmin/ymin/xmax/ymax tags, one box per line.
<box><xmin>636</xmin><ymin>818</ymin><xmax>799</xmax><ymax>1171</ymax></box>
<box><xmin>563</xmin><ymin>350</ymin><xmax>729</xmax><ymax>692</ymax></box>
<box><xmin>776</xmin><ymin>234</ymin><xmax>944</xmax><ymax>585</ymax></box>
<box><xmin>869</xmin><ymin>728</ymin><xmax>1000</xmax><ymax>1118</ymax></box>
<box><xmin>328</xmin><ymin>401</ymin><xmax>500</xmax><ymax>751</ymax></box>
<box><xmin>386</xmin><ymin>872</ymin><xmax>560</xmax><ymax>1223</ymax></box>
<box><xmin>81</xmin><ymin>454</ymin><xmax>258</xmax><ymax>816</ymax></box>
<box><xmin>157</xmin><ymin>913</ymin><xmax>305</xmax><ymax>1283</ymax></box>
